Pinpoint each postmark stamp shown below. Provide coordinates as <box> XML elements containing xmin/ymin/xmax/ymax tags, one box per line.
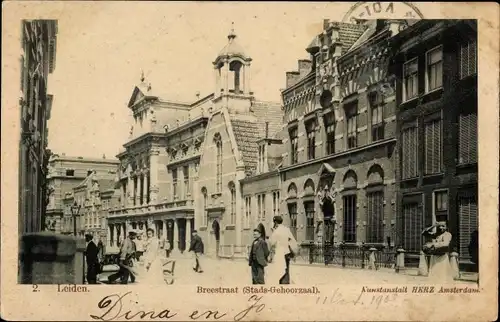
<box><xmin>342</xmin><ymin>1</ymin><xmax>424</xmax><ymax>23</ymax></box>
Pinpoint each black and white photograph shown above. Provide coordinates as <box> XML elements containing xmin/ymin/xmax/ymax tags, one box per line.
<box><xmin>2</xmin><ymin>2</ymin><xmax>498</xmax><ymax>321</ymax></box>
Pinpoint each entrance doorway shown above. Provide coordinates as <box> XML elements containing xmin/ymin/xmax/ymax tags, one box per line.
<box><xmin>212</xmin><ymin>220</ymin><xmax>220</xmax><ymax>257</ymax></box>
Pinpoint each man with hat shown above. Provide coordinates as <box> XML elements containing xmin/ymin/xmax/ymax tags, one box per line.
<box><xmin>108</xmin><ymin>229</ymin><xmax>137</xmax><ymax>284</ymax></box>
<box><xmin>248</xmin><ymin>225</ymin><xmax>270</xmax><ymax>284</ymax></box>
<box><xmin>84</xmin><ymin>233</ymin><xmax>99</xmax><ymax>284</ymax></box>
<box><xmin>188</xmin><ymin>230</ymin><xmax>204</xmax><ymax>273</ymax></box>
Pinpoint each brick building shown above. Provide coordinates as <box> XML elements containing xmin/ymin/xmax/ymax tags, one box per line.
<box><xmin>390</xmin><ymin>20</ymin><xmax>477</xmax><ymax>266</ymax></box>
<box><xmin>278</xmin><ymin>20</ymin><xmax>409</xmax><ymax>250</ymax></box>
<box><xmin>19</xmin><ymin>20</ymin><xmax>58</xmax><ymax>235</ymax></box>
<box><xmin>193</xmin><ymin>29</ymin><xmax>282</xmax><ymax>256</ymax></box>
<box><xmin>60</xmin><ymin>170</ymin><xmax>117</xmax><ymax>245</ymax></box>
<box><xmin>45</xmin><ymin>154</ymin><xmax>119</xmax><ymax>235</ymax></box>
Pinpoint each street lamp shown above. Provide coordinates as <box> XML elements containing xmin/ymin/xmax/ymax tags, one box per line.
<box><xmin>71</xmin><ymin>201</ymin><xmax>81</xmax><ymax>236</ymax></box>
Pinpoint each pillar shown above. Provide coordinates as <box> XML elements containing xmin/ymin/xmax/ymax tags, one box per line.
<box><xmin>107</xmin><ymin>225</ymin><xmax>111</xmax><ymax>247</ymax></box>
<box><xmin>162</xmin><ymin>219</ymin><xmax>168</xmax><ymax>241</ymax></box>
<box><xmin>127</xmin><ymin>175</ymin><xmax>134</xmax><ymax>207</ymax></box>
<box><xmin>186</xmin><ymin>219</ymin><xmax>192</xmax><ymax>247</ymax></box>
<box><xmin>245</xmin><ymin>62</ymin><xmax>251</xmax><ymax>95</ymax></box>
<box><xmin>223</xmin><ymin>59</ymin><xmax>229</xmax><ymax>94</ymax></box>
<box><xmin>122</xmin><ymin>223</ymin><xmax>126</xmax><ymax>237</ymax></box>
<box><xmin>140</xmin><ymin>174</ymin><xmax>145</xmax><ymax>205</ymax></box>
<box><xmin>173</xmin><ymin>219</ymin><xmax>178</xmax><ymax>251</ymax></box>
<box><xmin>214</xmin><ymin>66</ymin><xmax>220</xmax><ymax>97</ymax></box>
<box><xmin>149</xmin><ymin>149</ymin><xmax>159</xmax><ymax>203</ymax></box>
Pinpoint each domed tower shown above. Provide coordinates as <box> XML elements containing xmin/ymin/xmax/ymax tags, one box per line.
<box><xmin>212</xmin><ymin>23</ymin><xmax>253</xmax><ymax>112</ymax></box>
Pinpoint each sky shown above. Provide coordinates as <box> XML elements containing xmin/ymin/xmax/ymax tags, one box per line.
<box><xmin>46</xmin><ymin>2</ymin><xmax>356</xmax><ymax>159</ymax></box>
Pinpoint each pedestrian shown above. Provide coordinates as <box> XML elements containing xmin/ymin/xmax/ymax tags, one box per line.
<box><xmin>248</xmin><ymin>227</ymin><xmax>269</xmax><ymax>284</ymax></box>
<box><xmin>422</xmin><ymin>221</ymin><xmax>454</xmax><ymax>282</ymax></box>
<box><xmin>84</xmin><ymin>234</ymin><xmax>99</xmax><ymax>284</ymax></box>
<box><xmin>141</xmin><ymin>228</ymin><xmax>165</xmax><ymax>284</ymax></box>
<box><xmin>165</xmin><ymin>240</ymin><xmax>171</xmax><ymax>258</ymax></box>
<box><xmin>188</xmin><ymin>230</ymin><xmax>204</xmax><ymax>273</ymax></box>
<box><xmin>267</xmin><ymin>216</ymin><xmax>299</xmax><ymax>284</ymax></box>
<box><xmin>135</xmin><ymin>233</ymin><xmax>145</xmax><ymax>261</ymax></box>
<box><xmin>108</xmin><ymin>230</ymin><xmax>137</xmax><ymax>284</ymax></box>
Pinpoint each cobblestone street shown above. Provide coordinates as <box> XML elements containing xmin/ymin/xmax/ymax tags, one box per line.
<box><xmin>97</xmin><ymin>252</ymin><xmax>477</xmax><ymax>286</ymax></box>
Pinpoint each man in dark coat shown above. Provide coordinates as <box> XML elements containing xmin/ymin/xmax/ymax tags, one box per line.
<box><xmin>84</xmin><ymin>234</ymin><xmax>99</xmax><ymax>284</ymax></box>
<box><xmin>108</xmin><ymin>230</ymin><xmax>137</xmax><ymax>284</ymax></box>
<box><xmin>249</xmin><ymin>227</ymin><xmax>270</xmax><ymax>284</ymax></box>
<box><xmin>188</xmin><ymin>230</ymin><xmax>204</xmax><ymax>273</ymax></box>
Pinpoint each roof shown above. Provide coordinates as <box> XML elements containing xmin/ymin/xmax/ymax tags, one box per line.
<box><xmin>230</xmin><ymin>118</ymin><xmax>260</xmax><ymax>174</ymax></box>
<box><xmin>337</xmin><ymin>22</ymin><xmax>369</xmax><ymax>53</ymax></box>
<box><xmin>228</xmin><ymin>100</ymin><xmax>283</xmax><ymax>175</ymax></box>
<box><xmin>216</xmin><ymin>32</ymin><xmax>249</xmax><ymax>60</ymax></box>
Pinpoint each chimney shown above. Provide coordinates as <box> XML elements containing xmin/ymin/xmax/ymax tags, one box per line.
<box><xmin>265</xmin><ymin>122</ymin><xmax>269</xmax><ymax>139</ymax></box>
<box><xmin>388</xmin><ymin>20</ymin><xmax>404</xmax><ymax>36</ymax></box>
<box><xmin>323</xmin><ymin>19</ymin><xmax>330</xmax><ymax>30</ymax></box>
<box><xmin>298</xmin><ymin>59</ymin><xmax>312</xmax><ymax>78</ymax></box>
<box><xmin>286</xmin><ymin>71</ymin><xmax>301</xmax><ymax>88</ymax></box>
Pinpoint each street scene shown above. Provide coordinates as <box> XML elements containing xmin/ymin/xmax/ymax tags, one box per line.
<box><xmin>17</xmin><ymin>12</ymin><xmax>478</xmax><ymax>287</ymax></box>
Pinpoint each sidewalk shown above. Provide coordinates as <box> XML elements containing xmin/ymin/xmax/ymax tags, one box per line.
<box><xmin>205</xmin><ymin>253</ymin><xmax>479</xmax><ymax>284</ymax></box>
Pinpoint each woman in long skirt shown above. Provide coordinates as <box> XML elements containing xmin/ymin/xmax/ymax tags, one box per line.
<box><xmin>267</xmin><ymin>216</ymin><xmax>298</xmax><ymax>284</ymax></box>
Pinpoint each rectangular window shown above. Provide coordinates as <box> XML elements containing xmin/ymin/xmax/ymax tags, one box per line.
<box><xmin>66</xmin><ymin>169</ymin><xmax>74</xmax><ymax>176</ymax></box>
<box><xmin>306</xmin><ymin>119</ymin><xmax>316</xmax><ymax>160</ymax></box>
<box><xmin>216</xmin><ymin>141</ymin><xmax>223</xmax><ymax>192</ymax></box>
<box><xmin>458</xmin><ymin>113</ymin><xmax>478</xmax><ymax>165</ymax></box>
<box><xmin>230</xmin><ymin>188</ymin><xmax>236</xmax><ymax>225</ymax></box>
<box><xmin>343</xmin><ymin>195</ymin><xmax>357</xmax><ymax>242</ymax></box>
<box><xmin>287</xmin><ymin>203</ymin><xmax>298</xmax><ymax>239</ymax></box>
<box><xmin>289</xmin><ymin>127</ymin><xmax>299</xmax><ymax>164</ymax></box>
<box><xmin>272</xmin><ymin>191</ymin><xmax>280</xmax><ymax>216</ymax></box>
<box><xmin>403</xmin><ymin>58</ymin><xmax>418</xmax><ymax>101</ymax></box>
<box><xmin>369</xmin><ymin>92</ymin><xmax>384</xmax><ymax>142</ymax></box>
<box><xmin>424</xmin><ymin>119</ymin><xmax>442</xmax><ymax>175</ymax></box>
<box><xmin>257</xmin><ymin>194</ymin><xmax>262</xmax><ymax>222</ymax></box>
<box><xmin>324</xmin><ymin>113</ymin><xmax>336</xmax><ymax>155</ymax></box>
<box><xmin>433</xmin><ymin>190</ymin><xmax>448</xmax><ymax>222</ymax></box>
<box><xmin>366</xmin><ymin>190</ymin><xmax>384</xmax><ymax>243</ymax></box>
<box><xmin>458</xmin><ymin>190</ymin><xmax>478</xmax><ymax>262</ymax></box>
<box><xmin>304</xmin><ymin>201</ymin><xmax>315</xmax><ymax>241</ymax></box>
<box><xmin>183</xmin><ymin>165</ymin><xmax>190</xmax><ymax>198</ymax></box>
<box><xmin>346</xmin><ymin>103</ymin><xmax>358</xmax><ymax>149</ymax></box>
<box><xmin>460</xmin><ymin>41</ymin><xmax>477</xmax><ymax>79</ymax></box>
<box><xmin>258</xmin><ymin>145</ymin><xmax>264</xmax><ymax>173</ymax></box>
<box><xmin>261</xmin><ymin>194</ymin><xmax>266</xmax><ymax>222</ymax></box>
<box><xmin>402</xmin><ymin>200</ymin><xmax>424</xmax><ymax>253</ymax></box>
<box><xmin>402</xmin><ymin>126</ymin><xmax>418</xmax><ymax>179</ymax></box>
<box><xmin>203</xmin><ymin>191</ymin><xmax>208</xmax><ymax>226</ymax></box>
<box><xmin>426</xmin><ymin>46</ymin><xmax>443</xmax><ymax>92</ymax></box>
<box><xmin>172</xmin><ymin>168</ymin><xmax>178</xmax><ymax>200</ymax></box>
<box><xmin>244</xmin><ymin>196</ymin><xmax>252</xmax><ymax>229</ymax></box>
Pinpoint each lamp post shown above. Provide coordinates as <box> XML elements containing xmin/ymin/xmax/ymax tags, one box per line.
<box><xmin>71</xmin><ymin>201</ymin><xmax>81</xmax><ymax>236</ymax></box>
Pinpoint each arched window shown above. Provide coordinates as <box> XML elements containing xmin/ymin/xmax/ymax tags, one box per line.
<box><xmin>201</xmin><ymin>187</ymin><xmax>208</xmax><ymax>226</ymax></box>
<box><xmin>342</xmin><ymin>170</ymin><xmax>358</xmax><ymax>243</ymax></box>
<box><xmin>229</xmin><ymin>182</ymin><xmax>236</xmax><ymax>225</ymax></box>
<box><xmin>366</xmin><ymin>165</ymin><xmax>385</xmax><ymax>244</ymax></box>
<box><xmin>214</xmin><ymin>133</ymin><xmax>223</xmax><ymax>192</ymax></box>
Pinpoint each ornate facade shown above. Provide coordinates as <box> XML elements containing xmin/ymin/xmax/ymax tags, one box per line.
<box><xmin>278</xmin><ymin>19</ymin><xmax>406</xmax><ymax>250</ymax></box>
<box><xmin>108</xmin><ymin>73</ymin><xmax>212</xmax><ymax>251</ymax></box>
<box><xmin>45</xmin><ymin>154</ymin><xmax>118</xmax><ymax>235</ymax></box>
<box><xmin>19</xmin><ymin>20</ymin><xmax>57</xmax><ymax>235</ymax></box>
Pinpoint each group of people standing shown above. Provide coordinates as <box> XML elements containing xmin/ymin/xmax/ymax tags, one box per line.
<box><xmin>248</xmin><ymin>216</ymin><xmax>299</xmax><ymax>285</ymax></box>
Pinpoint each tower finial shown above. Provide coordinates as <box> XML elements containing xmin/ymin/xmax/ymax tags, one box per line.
<box><xmin>140</xmin><ymin>70</ymin><xmax>145</xmax><ymax>83</ymax></box>
<box><xmin>228</xmin><ymin>22</ymin><xmax>236</xmax><ymax>41</ymax></box>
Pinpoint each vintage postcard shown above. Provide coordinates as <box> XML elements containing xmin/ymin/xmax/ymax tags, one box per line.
<box><xmin>1</xmin><ymin>1</ymin><xmax>498</xmax><ymax>321</ymax></box>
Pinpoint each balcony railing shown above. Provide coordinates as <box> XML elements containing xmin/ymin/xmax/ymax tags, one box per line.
<box><xmin>108</xmin><ymin>199</ymin><xmax>194</xmax><ymax>216</ymax></box>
